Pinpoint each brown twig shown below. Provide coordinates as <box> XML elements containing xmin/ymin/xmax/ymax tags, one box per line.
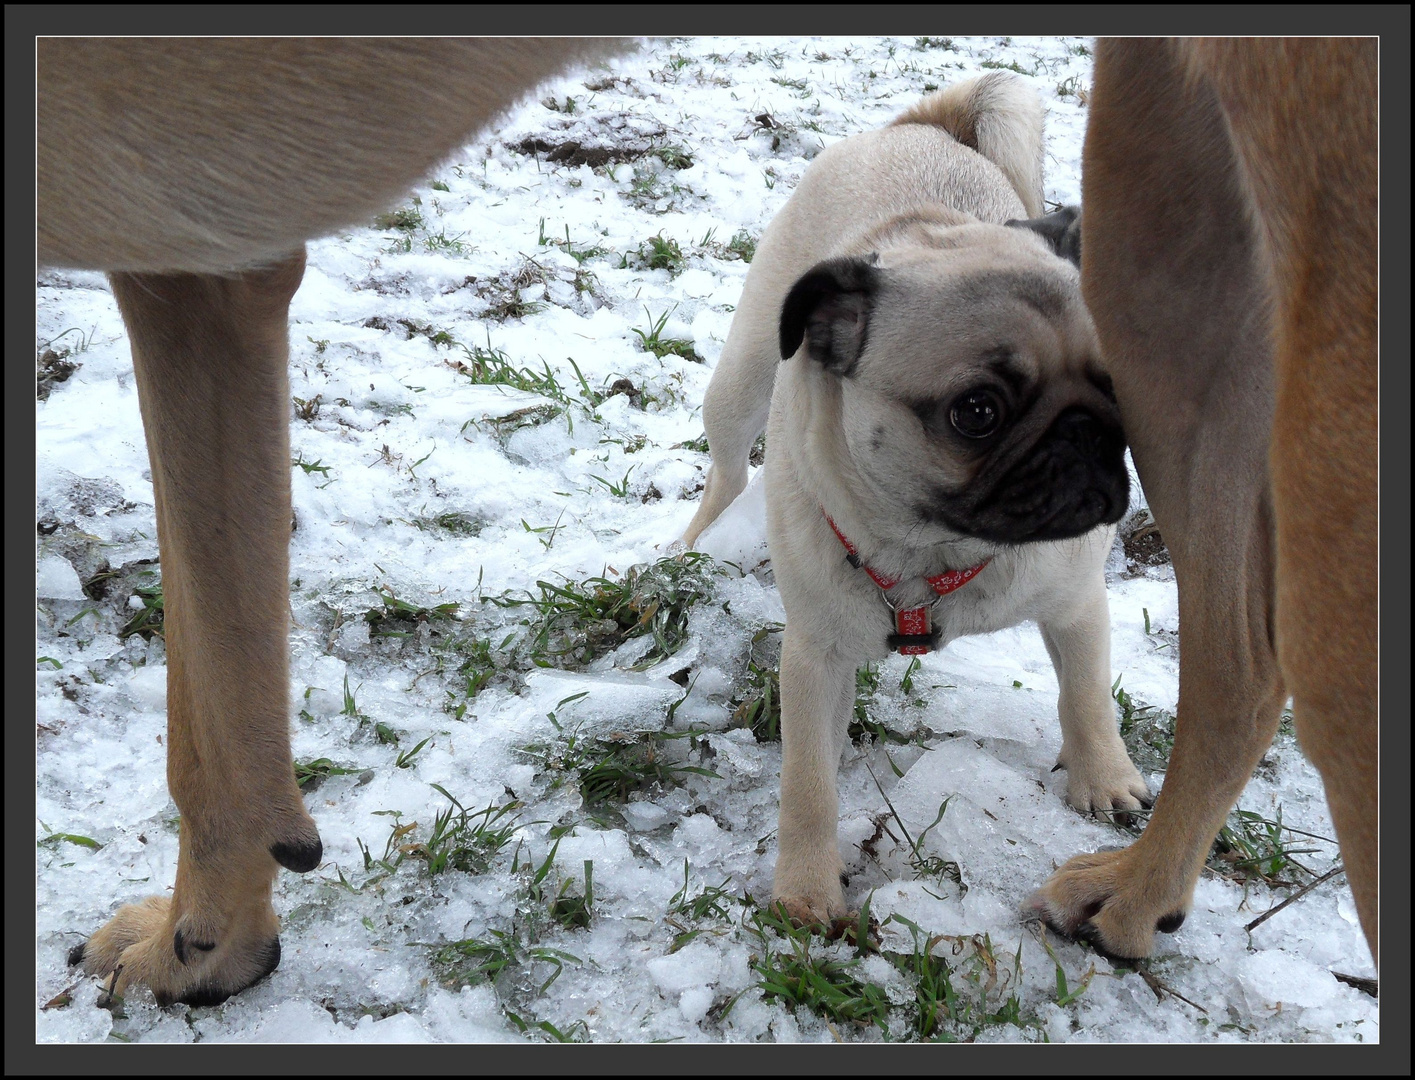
<box><xmin>1243</xmin><ymin>864</ymin><xmax>1345</xmax><ymax>933</ymax></box>
<box><xmin>1331</xmin><ymin>971</ymin><xmax>1378</xmax><ymax>999</ymax></box>
<box><xmin>1136</xmin><ymin>967</ymin><xmax>1209</xmax><ymax>1013</ymax></box>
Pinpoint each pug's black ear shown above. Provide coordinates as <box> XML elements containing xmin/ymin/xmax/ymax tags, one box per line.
<box><xmin>778</xmin><ymin>255</ymin><xmax>880</xmax><ymax>376</ymax></box>
<box><xmin>1006</xmin><ymin>205</ymin><xmax>1082</xmax><ymax>268</ymax></box>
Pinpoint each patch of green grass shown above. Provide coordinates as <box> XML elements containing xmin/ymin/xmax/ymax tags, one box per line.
<box><xmin>421</xmin><ymin>228</ymin><xmax>470</xmax><ymax>256</ymax></box>
<box><xmin>293</xmin><ymin>757</ymin><xmax>363</xmax><ymax>789</ymax></box>
<box><xmin>37</xmin><ymin>829</ymin><xmax>102</xmax><ymax>851</ymax></box>
<box><xmin>653</xmin><ymin>145</ymin><xmax>694</xmax><ymax>170</ymax></box>
<box><xmin>396</xmin><ymin>787</ymin><xmax>526</xmax><ymax>877</ymax></box>
<box><xmin>1112</xmin><ymin>676</ymin><xmax>1176</xmax><ymax>775</ymax></box>
<box><xmin>668</xmin><ymin>859</ymin><xmax>737</xmax><ymax>923</ymax></box>
<box><xmin>119</xmin><ymin>574</ymin><xmax>164</xmax><ymax>640</ymax></box>
<box><xmin>632</xmin><ymin>306</ymin><xmax>703</xmax><ymax>363</ymax></box>
<box><xmin>747</xmin><ymin>908</ymin><xmax>893</xmax><ymax>1035</ymax></box>
<box><xmin>980</xmin><ymin>58</ymin><xmax>1033</xmax><ymax>76</ymax></box>
<box><xmin>520</xmin><ymin>716</ymin><xmax>718</xmax><ymax>807</ymax></box>
<box><xmin>849</xmin><ymin>662</ymin><xmax>882</xmax><ymax>734</ymax></box>
<box><xmin>292</xmin><ymin>454</ymin><xmax>331</xmax><ymax>477</ymax></box>
<box><xmin>576</xmin><ymin>732</ymin><xmax>719</xmax><ymax>806</ymax></box>
<box><xmin>394</xmin><ymin>737</ymin><xmax>432</xmax><ymax>769</ymax></box>
<box><xmin>868</xmin><ymin>761</ymin><xmax>961</xmax><ymax>887</ymax></box>
<box><xmin>744</xmin><ymin>48</ymin><xmax>787</xmax><ymax>70</ymax></box>
<box><xmin>542</xmin><ymin>94</ymin><xmax>578</xmax><ymax>114</ymax></box>
<box><xmin>769</xmin><ymin>75</ymin><xmax>811</xmax><ymax>98</ymax></box>
<box><xmin>887</xmin><ymin>918</ymin><xmax>1040</xmax><ymax>1040</ymax></box>
<box><xmin>677</xmin><ymin>433</ymin><xmax>710</xmax><ymax>453</ymax></box>
<box><xmin>915</xmin><ymin>36</ymin><xmax>957</xmax><ymax>51</ymax></box>
<box><xmin>727</xmin><ymin>228</ymin><xmax>757</xmax><ymax>263</ymax></box>
<box><xmin>496</xmin><ymin>552</ymin><xmax>721</xmax><ymax>670</ymax></box>
<box><xmin>450</xmin><ymin>342</ymin><xmax>581</xmax><ymax>419</ymax></box>
<box><xmin>373</xmin><ymin>201</ymin><xmax>425</xmax><ymax>231</ymax></box>
<box><xmin>363</xmin><ymin>585</ymin><xmax>459</xmax><ymax>639</ymax></box>
<box><xmin>624</xmin><ymin>167</ymin><xmax>669</xmax><ymax>208</ymax></box>
<box><xmin>590</xmin><ymin>464</ymin><xmax>638</xmax><ymax>499</ymax></box>
<box><xmin>340</xmin><ymin>673</ymin><xmax>370</xmax><ymax>721</ymax></box>
<box><xmin>410</xmin><ymin>511</ymin><xmax>483</xmax><ymax>537</ymax></box>
<box><xmin>1209</xmin><ymin>805</ymin><xmax>1331</xmax><ymax>888</ymax></box>
<box><xmin>545</xmin><ymin>222</ymin><xmax>609</xmax><ymax>265</ymax></box>
<box><xmin>548</xmin><ymin>859</ymin><xmax>595</xmax><ymax>930</ymax></box>
<box><xmin>431</xmin><ymin>929</ymin><xmax>581</xmax><ymax>996</ymax></box>
<box><xmin>442</xmin><ymin>632</ymin><xmax>515</xmax><ymax>718</ymax></box>
<box><xmin>636</xmin><ymin>233</ymin><xmax>687</xmax><ymax>274</ymax></box>
<box><xmin>729</xmin><ymin>625</ymin><xmax>784</xmax><ymax>741</ymax></box>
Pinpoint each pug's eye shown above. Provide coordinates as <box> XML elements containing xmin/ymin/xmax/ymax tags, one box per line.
<box><xmin>950</xmin><ymin>391</ymin><xmax>1004</xmax><ymax>439</ymax></box>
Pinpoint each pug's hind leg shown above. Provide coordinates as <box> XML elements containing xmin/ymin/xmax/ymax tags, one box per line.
<box><xmin>771</xmin><ymin>632</ymin><xmax>855</xmax><ymax>924</ymax></box>
<box><xmin>679</xmin><ymin>302</ymin><xmax>780</xmax><ymax>547</ymax></box>
<box><xmin>1040</xmin><ymin>584</ymin><xmax>1151</xmax><ymax>820</ymax></box>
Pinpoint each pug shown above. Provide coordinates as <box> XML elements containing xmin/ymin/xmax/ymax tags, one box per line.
<box><xmin>680</xmin><ymin>73</ymin><xmax>1150</xmax><ymax>922</ymax></box>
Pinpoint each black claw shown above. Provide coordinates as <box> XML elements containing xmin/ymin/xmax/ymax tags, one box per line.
<box><xmin>1051</xmin><ymin>762</ymin><xmax>1064</xmax><ymax>773</ymax></box>
<box><xmin>1074</xmin><ymin>923</ymin><xmax>1145</xmax><ymax>966</ymax></box>
<box><xmin>67</xmin><ymin>942</ymin><xmax>86</xmax><ymax>968</ymax></box>
<box><xmin>1156</xmin><ymin>910</ymin><xmax>1186</xmax><ymax>934</ymax></box>
<box><xmin>270</xmin><ymin>835</ymin><xmax>323</xmax><ymax>873</ymax></box>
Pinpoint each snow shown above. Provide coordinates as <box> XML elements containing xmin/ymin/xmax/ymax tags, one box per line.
<box><xmin>35</xmin><ymin>36</ymin><xmax>1377</xmax><ymax>1044</ymax></box>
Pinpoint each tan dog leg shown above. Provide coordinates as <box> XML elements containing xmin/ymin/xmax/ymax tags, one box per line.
<box><xmin>772</xmin><ymin>632</ymin><xmax>856</xmax><ymax>922</ymax></box>
<box><xmin>71</xmin><ymin>253</ymin><xmax>319</xmax><ymax>1005</ymax></box>
<box><xmin>1040</xmin><ymin>582</ymin><xmax>1151</xmax><ymax>818</ymax></box>
<box><xmin>1192</xmin><ymin>39</ymin><xmax>1379</xmax><ymax>966</ymax></box>
<box><xmin>679</xmin><ymin>263</ymin><xmax>784</xmax><ymax>547</ymax></box>
<box><xmin>1030</xmin><ymin>39</ymin><xmax>1288</xmax><ymax>959</ymax></box>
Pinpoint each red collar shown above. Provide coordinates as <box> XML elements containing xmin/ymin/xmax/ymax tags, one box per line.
<box><xmin>823</xmin><ymin>511</ymin><xmax>991</xmax><ymax>655</ymax></box>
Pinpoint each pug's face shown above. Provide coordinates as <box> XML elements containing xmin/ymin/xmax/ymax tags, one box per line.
<box><xmin>779</xmin><ymin>220</ymin><xmax>1128</xmax><ymax>545</ymax></box>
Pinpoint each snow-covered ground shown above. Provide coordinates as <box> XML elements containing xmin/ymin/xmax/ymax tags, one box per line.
<box><xmin>35</xmin><ymin>37</ymin><xmax>1377</xmax><ymax>1044</ymax></box>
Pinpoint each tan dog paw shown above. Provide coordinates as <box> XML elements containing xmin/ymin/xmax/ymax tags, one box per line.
<box><xmin>1026</xmin><ymin>849</ymin><xmax>1187</xmax><ymax>961</ymax></box>
<box><xmin>69</xmin><ymin>894</ymin><xmax>282</xmax><ymax>1007</ymax></box>
<box><xmin>771</xmin><ymin>849</ymin><xmax>846</xmax><ymax>926</ymax></box>
<box><xmin>1055</xmin><ymin>745</ymin><xmax>1153</xmax><ymax>822</ymax></box>
<box><xmin>770</xmin><ymin>895</ymin><xmax>843</xmax><ymax>928</ymax></box>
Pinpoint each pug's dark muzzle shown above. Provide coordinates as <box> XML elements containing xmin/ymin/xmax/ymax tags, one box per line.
<box><xmin>919</xmin><ymin>406</ymin><xmax>1130</xmax><ymax>544</ymax></box>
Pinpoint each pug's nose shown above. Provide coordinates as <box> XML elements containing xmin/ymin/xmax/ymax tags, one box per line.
<box><xmin>1053</xmin><ymin>407</ymin><xmax>1108</xmax><ymax>455</ymax></box>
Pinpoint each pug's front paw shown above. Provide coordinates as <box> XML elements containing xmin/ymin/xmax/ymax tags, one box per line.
<box><xmin>771</xmin><ymin>851</ymin><xmax>846</xmax><ymax>925</ymax></box>
<box><xmin>1055</xmin><ymin>743</ymin><xmax>1153</xmax><ymax>823</ymax></box>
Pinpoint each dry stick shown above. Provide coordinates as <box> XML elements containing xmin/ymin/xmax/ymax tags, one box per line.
<box><xmin>1137</xmin><ymin>968</ymin><xmax>1209</xmax><ymax>1014</ymax></box>
<box><xmin>1330</xmin><ymin>971</ymin><xmax>1378</xmax><ymax>999</ymax></box>
<box><xmin>1243</xmin><ymin>864</ymin><xmax>1345</xmax><ymax>934</ymax></box>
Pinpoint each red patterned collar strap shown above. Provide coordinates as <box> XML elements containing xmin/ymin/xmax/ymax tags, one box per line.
<box><xmin>925</xmin><ymin>560</ymin><xmax>991</xmax><ymax>596</ymax></box>
<box><xmin>823</xmin><ymin>509</ymin><xmax>991</xmax><ymax>656</ymax></box>
<box><xmin>823</xmin><ymin>513</ymin><xmax>900</xmax><ymax>590</ymax></box>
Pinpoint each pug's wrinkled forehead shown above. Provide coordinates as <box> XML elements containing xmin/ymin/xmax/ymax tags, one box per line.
<box><xmin>860</xmin><ymin>237</ymin><xmax>1103</xmax><ymax>401</ymax></box>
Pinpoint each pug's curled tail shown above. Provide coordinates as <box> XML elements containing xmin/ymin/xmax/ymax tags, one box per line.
<box><xmin>892</xmin><ymin>72</ymin><xmax>1045</xmax><ymax>218</ymax></box>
